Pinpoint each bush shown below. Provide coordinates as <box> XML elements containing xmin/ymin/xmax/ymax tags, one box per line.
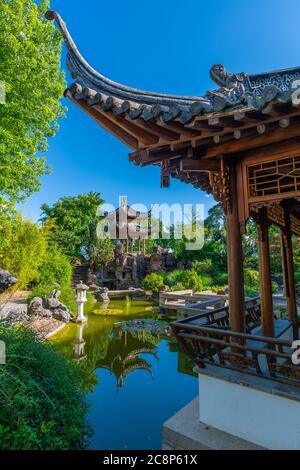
<box><xmin>0</xmin><ymin>213</ymin><xmax>48</xmax><ymax>289</ymax></box>
<box><xmin>37</xmin><ymin>244</ymin><xmax>72</xmax><ymax>288</ymax></box>
<box><xmin>0</xmin><ymin>326</ymin><xmax>90</xmax><ymax>450</ymax></box>
<box><xmin>192</xmin><ymin>259</ymin><xmax>213</xmax><ymax>274</ymax></box>
<box><xmin>142</xmin><ymin>273</ymin><xmax>164</xmax><ymax>293</ymax></box>
<box><xmin>163</xmin><ymin>270</ymin><xmax>185</xmax><ymax>288</ymax></box>
<box><xmin>180</xmin><ymin>269</ymin><xmax>203</xmax><ymax>291</ymax></box>
<box><xmin>244</xmin><ymin>268</ymin><xmax>260</xmax><ymax>297</ymax></box>
<box><xmin>295</xmin><ymin>271</ymin><xmax>300</xmax><ymax>285</ymax></box>
<box><xmin>164</xmin><ymin>269</ymin><xmax>203</xmax><ymax>291</ymax></box>
<box><xmin>0</xmin><ymin>213</ymin><xmax>72</xmax><ymax>291</ymax></box>
<box><xmin>200</xmin><ymin>275</ymin><xmax>214</xmax><ymax>289</ymax></box>
<box><xmin>214</xmin><ymin>272</ymin><xmax>228</xmax><ymax>287</ymax></box>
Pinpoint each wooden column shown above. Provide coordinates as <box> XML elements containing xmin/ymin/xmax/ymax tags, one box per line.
<box><xmin>143</xmin><ymin>239</ymin><xmax>146</xmax><ymax>255</ymax></box>
<box><xmin>281</xmin><ymin>206</ymin><xmax>298</xmax><ymax>339</ymax></box>
<box><xmin>257</xmin><ymin>208</ymin><xmax>274</xmax><ymax>337</ymax></box>
<box><xmin>138</xmin><ymin>238</ymin><xmax>141</xmax><ymax>254</ymax></box>
<box><xmin>125</xmin><ymin>238</ymin><xmax>129</xmax><ymax>253</ymax></box>
<box><xmin>226</xmin><ymin>164</ymin><xmax>246</xmax><ymax>332</ymax></box>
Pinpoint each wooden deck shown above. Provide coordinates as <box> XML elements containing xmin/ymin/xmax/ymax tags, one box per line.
<box><xmin>159</xmin><ymin>290</ymin><xmax>228</xmax><ymax>319</ymax></box>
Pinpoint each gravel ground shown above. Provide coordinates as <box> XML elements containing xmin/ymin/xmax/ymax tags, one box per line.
<box><xmin>0</xmin><ymin>291</ymin><xmax>65</xmax><ymax>339</ymax></box>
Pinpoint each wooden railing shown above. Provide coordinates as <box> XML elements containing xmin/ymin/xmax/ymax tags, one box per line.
<box><xmin>171</xmin><ymin>319</ymin><xmax>300</xmax><ymax>388</ymax></box>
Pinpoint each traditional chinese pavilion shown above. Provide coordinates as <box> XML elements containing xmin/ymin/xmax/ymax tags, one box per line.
<box><xmin>48</xmin><ymin>10</ymin><xmax>300</xmax><ymax>449</ymax></box>
<box><xmin>105</xmin><ymin>203</ymin><xmax>150</xmax><ymax>254</ymax></box>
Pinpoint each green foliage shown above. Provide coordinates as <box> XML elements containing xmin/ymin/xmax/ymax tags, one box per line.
<box><xmin>0</xmin><ymin>0</ymin><xmax>66</xmax><ymax>210</ymax></box>
<box><xmin>295</xmin><ymin>271</ymin><xmax>300</xmax><ymax>285</ymax></box>
<box><xmin>192</xmin><ymin>259</ymin><xmax>213</xmax><ymax>274</ymax></box>
<box><xmin>142</xmin><ymin>273</ymin><xmax>164</xmax><ymax>293</ymax></box>
<box><xmin>180</xmin><ymin>269</ymin><xmax>203</xmax><ymax>291</ymax></box>
<box><xmin>0</xmin><ymin>212</ymin><xmax>48</xmax><ymax>289</ymax></box>
<box><xmin>41</xmin><ymin>192</ymin><xmax>104</xmax><ymax>260</ymax></box>
<box><xmin>0</xmin><ymin>212</ymin><xmax>72</xmax><ymax>290</ymax></box>
<box><xmin>0</xmin><ymin>325</ymin><xmax>90</xmax><ymax>450</ymax></box>
<box><xmin>164</xmin><ymin>269</ymin><xmax>203</xmax><ymax>291</ymax></box>
<box><xmin>90</xmin><ymin>238</ymin><xmax>114</xmax><ymax>269</ymax></box>
<box><xmin>37</xmin><ymin>243</ymin><xmax>72</xmax><ymax>288</ymax></box>
<box><xmin>244</xmin><ymin>268</ymin><xmax>260</xmax><ymax>297</ymax></box>
<box><xmin>214</xmin><ymin>272</ymin><xmax>228</xmax><ymax>286</ymax></box>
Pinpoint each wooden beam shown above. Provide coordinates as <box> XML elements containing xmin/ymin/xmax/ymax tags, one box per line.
<box><xmin>129</xmin><ymin>147</ymin><xmax>187</xmax><ymax>166</ymax></box>
<box><xmin>180</xmin><ymin>159</ymin><xmax>220</xmax><ymax>172</ymax></box>
<box><xmin>125</xmin><ymin>116</ymin><xmax>180</xmax><ymax>141</ymax></box>
<box><xmin>67</xmin><ymin>92</ymin><xmax>139</xmax><ymax>150</ymax></box>
<box><xmin>233</xmin><ymin>137</ymin><xmax>300</xmax><ymax>162</ymax></box>
<box><xmin>156</xmin><ymin>120</ymin><xmax>200</xmax><ymax>138</ymax></box>
<box><xmin>187</xmin><ymin>118</ymin><xmax>223</xmax><ymax>132</ymax></box>
<box><xmin>95</xmin><ymin>107</ymin><xmax>159</xmax><ymax>146</ymax></box>
<box><xmin>201</xmin><ymin>119</ymin><xmax>300</xmax><ymax>159</ymax></box>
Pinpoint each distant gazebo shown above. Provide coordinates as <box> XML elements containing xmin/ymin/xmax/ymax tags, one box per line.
<box><xmin>106</xmin><ymin>205</ymin><xmax>151</xmax><ymax>255</ymax></box>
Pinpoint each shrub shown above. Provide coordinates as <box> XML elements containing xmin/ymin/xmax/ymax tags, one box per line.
<box><xmin>295</xmin><ymin>271</ymin><xmax>300</xmax><ymax>285</ymax></box>
<box><xmin>169</xmin><ymin>283</ymin><xmax>186</xmax><ymax>292</ymax></box>
<box><xmin>0</xmin><ymin>326</ymin><xmax>90</xmax><ymax>450</ymax></box>
<box><xmin>192</xmin><ymin>259</ymin><xmax>213</xmax><ymax>274</ymax></box>
<box><xmin>244</xmin><ymin>268</ymin><xmax>260</xmax><ymax>297</ymax></box>
<box><xmin>200</xmin><ymin>275</ymin><xmax>214</xmax><ymax>289</ymax></box>
<box><xmin>37</xmin><ymin>244</ymin><xmax>72</xmax><ymax>288</ymax></box>
<box><xmin>142</xmin><ymin>273</ymin><xmax>164</xmax><ymax>293</ymax></box>
<box><xmin>180</xmin><ymin>269</ymin><xmax>203</xmax><ymax>291</ymax></box>
<box><xmin>163</xmin><ymin>270</ymin><xmax>185</xmax><ymax>288</ymax></box>
<box><xmin>214</xmin><ymin>272</ymin><xmax>228</xmax><ymax>287</ymax></box>
<box><xmin>0</xmin><ymin>213</ymin><xmax>48</xmax><ymax>289</ymax></box>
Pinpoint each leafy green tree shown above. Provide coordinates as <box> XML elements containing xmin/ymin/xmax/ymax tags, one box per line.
<box><xmin>0</xmin><ymin>212</ymin><xmax>72</xmax><ymax>290</ymax></box>
<box><xmin>37</xmin><ymin>243</ymin><xmax>72</xmax><ymax>288</ymax></box>
<box><xmin>0</xmin><ymin>0</ymin><xmax>66</xmax><ymax>211</ymax></box>
<box><xmin>41</xmin><ymin>192</ymin><xmax>105</xmax><ymax>260</ymax></box>
<box><xmin>0</xmin><ymin>212</ymin><xmax>48</xmax><ymax>289</ymax></box>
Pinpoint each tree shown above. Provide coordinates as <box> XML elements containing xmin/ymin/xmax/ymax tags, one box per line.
<box><xmin>90</xmin><ymin>238</ymin><xmax>114</xmax><ymax>270</ymax></box>
<box><xmin>41</xmin><ymin>192</ymin><xmax>105</xmax><ymax>260</ymax></box>
<box><xmin>0</xmin><ymin>0</ymin><xmax>65</xmax><ymax>211</ymax></box>
<box><xmin>0</xmin><ymin>212</ymin><xmax>71</xmax><ymax>290</ymax></box>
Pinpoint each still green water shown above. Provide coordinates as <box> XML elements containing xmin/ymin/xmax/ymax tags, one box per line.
<box><xmin>51</xmin><ymin>299</ymin><xmax>198</xmax><ymax>450</ymax></box>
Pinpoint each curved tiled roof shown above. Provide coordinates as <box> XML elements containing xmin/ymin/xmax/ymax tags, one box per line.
<box><xmin>46</xmin><ymin>10</ymin><xmax>300</xmax><ymax>124</ymax></box>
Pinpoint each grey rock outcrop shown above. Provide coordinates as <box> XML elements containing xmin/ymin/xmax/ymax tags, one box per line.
<box><xmin>0</xmin><ymin>302</ymin><xmax>29</xmax><ymax>326</ymax></box>
<box><xmin>28</xmin><ymin>296</ymin><xmax>74</xmax><ymax>323</ymax></box>
<box><xmin>0</xmin><ymin>270</ymin><xmax>17</xmax><ymax>293</ymax></box>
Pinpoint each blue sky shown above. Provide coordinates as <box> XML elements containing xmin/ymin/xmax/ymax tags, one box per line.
<box><xmin>22</xmin><ymin>0</ymin><xmax>300</xmax><ymax>221</ymax></box>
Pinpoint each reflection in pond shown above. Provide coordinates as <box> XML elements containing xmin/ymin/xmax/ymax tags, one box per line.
<box><xmin>51</xmin><ymin>299</ymin><xmax>197</xmax><ymax>450</ymax></box>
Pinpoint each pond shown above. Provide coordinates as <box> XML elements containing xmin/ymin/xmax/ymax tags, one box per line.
<box><xmin>51</xmin><ymin>299</ymin><xmax>198</xmax><ymax>450</ymax></box>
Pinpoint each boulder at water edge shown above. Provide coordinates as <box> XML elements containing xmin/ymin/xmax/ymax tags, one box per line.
<box><xmin>0</xmin><ymin>269</ymin><xmax>17</xmax><ymax>293</ymax></box>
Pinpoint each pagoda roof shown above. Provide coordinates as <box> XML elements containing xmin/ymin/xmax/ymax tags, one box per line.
<box><xmin>47</xmin><ymin>11</ymin><xmax>300</xmax><ymax>198</ymax></box>
<box><xmin>47</xmin><ymin>10</ymin><xmax>300</xmax><ymax>125</ymax></box>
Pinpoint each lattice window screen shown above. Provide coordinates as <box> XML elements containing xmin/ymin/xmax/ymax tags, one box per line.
<box><xmin>248</xmin><ymin>156</ymin><xmax>300</xmax><ymax>199</ymax></box>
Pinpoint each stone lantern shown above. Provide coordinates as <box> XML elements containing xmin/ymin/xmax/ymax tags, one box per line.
<box><xmin>75</xmin><ymin>280</ymin><xmax>89</xmax><ymax>323</ymax></box>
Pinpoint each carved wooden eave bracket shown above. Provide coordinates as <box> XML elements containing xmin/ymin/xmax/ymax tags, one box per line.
<box><xmin>209</xmin><ymin>159</ymin><xmax>231</xmax><ymax>214</ymax></box>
